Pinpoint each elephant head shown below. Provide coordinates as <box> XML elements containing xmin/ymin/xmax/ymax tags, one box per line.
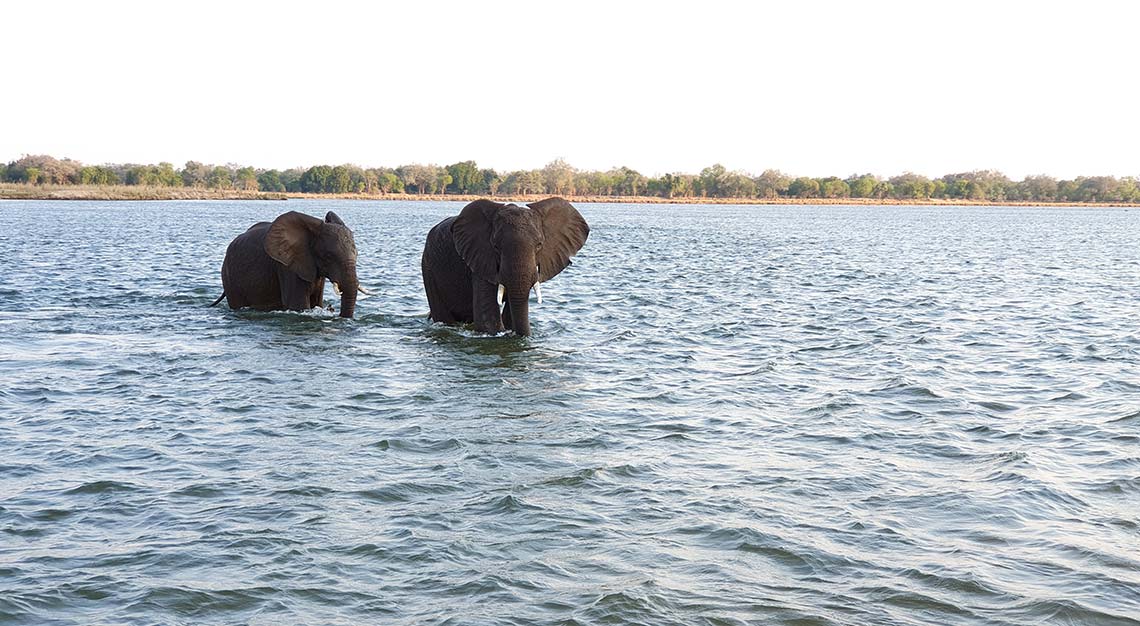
<box><xmin>452</xmin><ymin>197</ymin><xmax>589</xmax><ymax>335</ymax></box>
<box><xmin>265</xmin><ymin>210</ymin><xmax>359</xmax><ymax>317</ymax></box>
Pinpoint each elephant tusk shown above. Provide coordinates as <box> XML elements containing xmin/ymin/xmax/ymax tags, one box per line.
<box><xmin>497</xmin><ymin>284</ymin><xmax>505</xmax><ymax>307</ymax></box>
<box><xmin>332</xmin><ymin>282</ymin><xmax>342</xmax><ymax>296</ymax></box>
<box><xmin>533</xmin><ymin>265</ymin><xmax>542</xmax><ymax>304</ymax></box>
<box><xmin>358</xmin><ymin>285</ymin><xmax>371</xmax><ymax>295</ymax></box>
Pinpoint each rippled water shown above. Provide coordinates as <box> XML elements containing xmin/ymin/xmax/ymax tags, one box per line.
<box><xmin>2</xmin><ymin>200</ymin><xmax>1139</xmax><ymax>625</ymax></box>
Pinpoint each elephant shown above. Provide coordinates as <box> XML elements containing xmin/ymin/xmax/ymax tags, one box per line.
<box><xmin>421</xmin><ymin>197</ymin><xmax>589</xmax><ymax>336</ymax></box>
<box><xmin>211</xmin><ymin>210</ymin><xmax>361</xmax><ymax>317</ymax></box>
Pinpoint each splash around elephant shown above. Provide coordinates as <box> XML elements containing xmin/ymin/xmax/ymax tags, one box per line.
<box><xmin>212</xmin><ymin>210</ymin><xmax>362</xmax><ymax>317</ymax></box>
<box><xmin>421</xmin><ymin>197</ymin><xmax>589</xmax><ymax>336</ymax></box>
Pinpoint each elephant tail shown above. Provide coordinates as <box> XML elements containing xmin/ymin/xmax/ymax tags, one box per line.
<box><xmin>209</xmin><ymin>292</ymin><xmax>226</xmax><ymax>307</ymax></box>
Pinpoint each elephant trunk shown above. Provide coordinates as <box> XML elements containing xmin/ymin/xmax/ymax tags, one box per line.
<box><xmin>506</xmin><ymin>287</ymin><xmax>530</xmax><ymax>336</ymax></box>
<box><xmin>338</xmin><ymin>268</ymin><xmax>358</xmax><ymax>318</ymax></box>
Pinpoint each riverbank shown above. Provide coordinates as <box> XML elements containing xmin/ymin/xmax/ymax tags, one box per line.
<box><xmin>0</xmin><ymin>184</ymin><xmax>287</xmax><ymax>201</ymax></box>
<box><xmin>2</xmin><ymin>183</ymin><xmax>1137</xmax><ymax>207</ymax></box>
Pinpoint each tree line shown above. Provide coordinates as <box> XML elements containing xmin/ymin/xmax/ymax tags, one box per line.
<box><xmin>3</xmin><ymin>154</ymin><xmax>1139</xmax><ymax>203</ymax></box>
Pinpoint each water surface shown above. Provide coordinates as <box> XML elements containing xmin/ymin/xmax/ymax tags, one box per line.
<box><xmin>1</xmin><ymin>200</ymin><xmax>1138</xmax><ymax>625</ymax></box>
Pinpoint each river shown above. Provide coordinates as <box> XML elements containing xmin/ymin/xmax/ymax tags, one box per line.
<box><xmin>1</xmin><ymin>200</ymin><xmax>1138</xmax><ymax>625</ymax></box>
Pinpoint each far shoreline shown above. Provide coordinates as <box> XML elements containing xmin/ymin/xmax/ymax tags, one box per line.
<box><xmin>1</xmin><ymin>183</ymin><xmax>1137</xmax><ymax>208</ymax></box>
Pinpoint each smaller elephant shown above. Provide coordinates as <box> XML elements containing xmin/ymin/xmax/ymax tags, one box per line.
<box><xmin>212</xmin><ymin>210</ymin><xmax>362</xmax><ymax>317</ymax></box>
<box><xmin>421</xmin><ymin>197</ymin><xmax>589</xmax><ymax>336</ymax></box>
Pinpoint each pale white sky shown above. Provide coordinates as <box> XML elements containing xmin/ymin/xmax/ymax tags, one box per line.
<box><xmin>4</xmin><ymin>0</ymin><xmax>1138</xmax><ymax>179</ymax></box>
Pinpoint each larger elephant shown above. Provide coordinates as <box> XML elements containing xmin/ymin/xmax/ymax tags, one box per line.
<box><xmin>212</xmin><ymin>210</ymin><xmax>360</xmax><ymax>317</ymax></box>
<box><xmin>421</xmin><ymin>197</ymin><xmax>589</xmax><ymax>336</ymax></box>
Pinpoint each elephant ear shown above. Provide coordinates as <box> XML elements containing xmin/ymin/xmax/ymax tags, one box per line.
<box><xmin>451</xmin><ymin>199</ymin><xmax>504</xmax><ymax>282</ymax></box>
<box><xmin>325</xmin><ymin>211</ymin><xmax>346</xmax><ymax>226</ymax></box>
<box><xmin>529</xmin><ymin>197</ymin><xmax>589</xmax><ymax>282</ymax></box>
<box><xmin>264</xmin><ymin>211</ymin><xmax>323</xmax><ymax>282</ymax></box>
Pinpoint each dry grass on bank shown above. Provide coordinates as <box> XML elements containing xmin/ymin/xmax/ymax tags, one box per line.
<box><xmin>0</xmin><ymin>183</ymin><xmax>286</xmax><ymax>201</ymax></box>
<box><xmin>2</xmin><ymin>183</ymin><xmax>1136</xmax><ymax>207</ymax></box>
<box><xmin>286</xmin><ymin>192</ymin><xmax>1140</xmax><ymax>207</ymax></box>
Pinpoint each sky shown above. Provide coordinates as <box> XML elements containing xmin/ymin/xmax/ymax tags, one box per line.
<box><xmin>3</xmin><ymin>0</ymin><xmax>1138</xmax><ymax>180</ymax></box>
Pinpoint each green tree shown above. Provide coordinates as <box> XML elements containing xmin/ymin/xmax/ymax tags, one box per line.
<box><xmin>418</xmin><ymin>164</ymin><xmax>444</xmax><ymax>193</ymax></box>
<box><xmin>397</xmin><ymin>164</ymin><xmax>443</xmax><ymax>194</ymax></box>
<box><xmin>889</xmin><ymin>173</ymin><xmax>934</xmax><ymax>199</ymax></box>
<box><xmin>613</xmin><ymin>167</ymin><xmax>647</xmax><ymax>196</ymax></box>
<box><xmin>360</xmin><ymin>169</ymin><xmax>378</xmax><ymax>193</ymax></box>
<box><xmin>1074</xmin><ymin>176</ymin><xmax>1121</xmax><ymax>202</ymax></box>
<box><xmin>1117</xmin><ymin>177</ymin><xmax>1140</xmax><ymax>202</ymax></box>
<box><xmin>500</xmin><ymin>171</ymin><xmax>523</xmax><ymax>194</ymax></box>
<box><xmin>542</xmin><ymin>159</ymin><xmax>576</xmax><ymax>195</ymax></box>
<box><xmin>299</xmin><ymin>165</ymin><xmax>332</xmax><ymax>193</ymax></box>
<box><xmin>591</xmin><ymin>171</ymin><xmax>621</xmax><ymax>195</ymax></box>
<box><xmin>155</xmin><ymin>162</ymin><xmax>180</xmax><ymax>186</ymax></box>
<box><xmin>327</xmin><ymin>166</ymin><xmax>352</xmax><ymax>193</ymax></box>
<box><xmin>650</xmin><ymin>173</ymin><xmax>690</xmax><ymax>198</ymax></box>
<box><xmin>754</xmin><ymin>170</ymin><xmax>790</xmax><ymax>198</ymax></box>
<box><xmin>698</xmin><ymin>164</ymin><xmax>728</xmax><ymax>197</ymax></box>
<box><xmin>1013</xmin><ymin>175</ymin><xmax>1056</xmax><ymax>202</ymax></box>
<box><xmin>79</xmin><ymin>166</ymin><xmax>118</xmax><ymax>185</ymax></box>
<box><xmin>788</xmin><ymin>177</ymin><xmax>820</xmax><ymax>198</ymax></box>
<box><xmin>280</xmin><ymin>168</ymin><xmax>305</xmax><ymax>192</ymax></box>
<box><xmin>376</xmin><ymin>171</ymin><xmax>403</xmax><ymax>193</ymax></box>
<box><xmin>482</xmin><ymin>168</ymin><xmax>501</xmax><ymax>195</ymax></box>
<box><xmin>446</xmin><ymin>160</ymin><xmax>482</xmax><ymax>194</ymax></box>
<box><xmin>846</xmin><ymin>174</ymin><xmax>879</xmax><ymax>198</ymax></box>
<box><xmin>501</xmin><ymin>170</ymin><xmax>544</xmax><ymax>195</ymax></box>
<box><xmin>940</xmin><ymin>170</ymin><xmax>1012</xmax><ymax>201</ymax></box>
<box><xmin>257</xmin><ymin>169</ymin><xmax>285</xmax><ymax>192</ymax></box>
<box><xmin>722</xmin><ymin>171</ymin><xmax>757</xmax><ymax>198</ymax></box>
<box><xmin>126</xmin><ymin>165</ymin><xmax>157</xmax><ymax>185</ymax></box>
<box><xmin>336</xmin><ymin>165</ymin><xmax>368</xmax><ymax>193</ymax></box>
<box><xmin>396</xmin><ymin>166</ymin><xmax>417</xmax><ymax>193</ymax></box>
<box><xmin>182</xmin><ymin>161</ymin><xmax>210</xmax><ymax>187</ymax></box>
<box><xmin>208</xmin><ymin>166</ymin><xmax>234</xmax><ymax>189</ymax></box>
<box><xmin>435</xmin><ymin>171</ymin><xmax>453</xmax><ymax>194</ymax></box>
<box><xmin>943</xmin><ymin>177</ymin><xmax>971</xmax><ymax>199</ymax></box>
<box><xmin>524</xmin><ymin>170</ymin><xmax>547</xmax><ymax>194</ymax></box>
<box><xmin>674</xmin><ymin>173</ymin><xmax>697</xmax><ymax>197</ymax></box>
<box><xmin>819</xmin><ymin>177</ymin><xmax>850</xmax><ymax>198</ymax></box>
<box><xmin>235</xmin><ymin>167</ymin><xmax>258</xmax><ymax>191</ymax></box>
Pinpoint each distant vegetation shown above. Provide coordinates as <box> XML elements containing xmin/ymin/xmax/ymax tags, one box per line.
<box><xmin>3</xmin><ymin>154</ymin><xmax>1139</xmax><ymax>203</ymax></box>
